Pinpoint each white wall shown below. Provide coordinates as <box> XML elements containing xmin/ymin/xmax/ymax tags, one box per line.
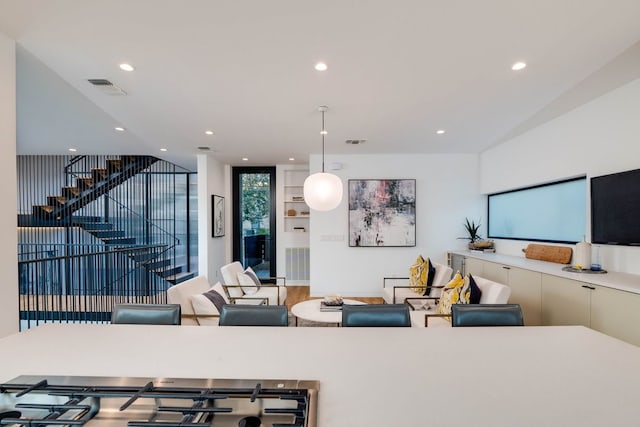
<box><xmin>197</xmin><ymin>154</ymin><xmax>228</xmax><ymax>282</ymax></box>
<box><xmin>309</xmin><ymin>153</ymin><xmax>482</xmax><ymax>297</ymax></box>
<box><xmin>481</xmin><ymin>78</ymin><xmax>640</xmax><ymax>274</ymax></box>
<box><xmin>0</xmin><ymin>33</ymin><xmax>18</xmax><ymax>337</ymax></box>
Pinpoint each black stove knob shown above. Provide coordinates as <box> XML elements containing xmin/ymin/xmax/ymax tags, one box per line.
<box><xmin>238</xmin><ymin>416</ymin><xmax>261</xmax><ymax>427</ymax></box>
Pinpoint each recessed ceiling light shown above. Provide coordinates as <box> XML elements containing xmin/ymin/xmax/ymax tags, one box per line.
<box><xmin>511</xmin><ymin>61</ymin><xmax>527</xmax><ymax>71</ymax></box>
<box><xmin>242</xmin><ymin>157</ymin><xmax>249</xmax><ymax>161</ymax></box>
<box><xmin>436</xmin><ymin>129</ymin><xmax>445</xmax><ymax>134</ymax></box>
<box><xmin>119</xmin><ymin>63</ymin><xmax>135</xmax><ymax>72</ymax></box>
<box><xmin>205</xmin><ymin>130</ymin><xmax>214</xmax><ymax>135</ymax></box>
<box><xmin>315</xmin><ymin>62</ymin><xmax>328</xmax><ymax>71</ymax></box>
<box><xmin>160</xmin><ymin>148</ymin><xmax>167</xmax><ymax>152</ymax></box>
<box><xmin>289</xmin><ymin>157</ymin><xmax>295</xmax><ymax>161</ymax></box>
<box><xmin>68</xmin><ymin>148</ymin><xmax>77</xmax><ymax>152</ymax></box>
<box><xmin>114</xmin><ymin>127</ymin><xmax>125</xmax><ymax>132</ymax></box>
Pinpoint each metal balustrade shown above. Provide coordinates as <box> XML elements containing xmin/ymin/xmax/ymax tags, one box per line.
<box><xmin>17</xmin><ymin>155</ymin><xmax>198</xmax><ymax>330</ymax></box>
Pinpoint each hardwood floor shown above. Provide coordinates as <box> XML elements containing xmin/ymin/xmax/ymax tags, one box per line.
<box><xmin>285</xmin><ymin>286</ymin><xmax>383</xmax><ymax>310</ymax></box>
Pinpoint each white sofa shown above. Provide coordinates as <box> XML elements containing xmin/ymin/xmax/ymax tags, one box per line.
<box><xmin>220</xmin><ymin>261</ymin><xmax>287</xmax><ymax>306</ymax></box>
<box><xmin>411</xmin><ymin>275</ymin><xmax>512</xmax><ymax>327</ymax></box>
<box><xmin>382</xmin><ymin>262</ymin><xmax>453</xmax><ymax>305</ymax></box>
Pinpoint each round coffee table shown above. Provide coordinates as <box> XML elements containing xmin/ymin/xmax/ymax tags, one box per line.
<box><xmin>291</xmin><ymin>299</ymin><xmax>365</xmax><ymax>326</ymax></box>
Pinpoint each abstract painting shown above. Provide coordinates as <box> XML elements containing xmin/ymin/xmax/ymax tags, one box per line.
<box><xmin>348</xmin><ymin>179</ymin><xmax>416</xmax><ymax>247</ymax></box>
<box><xmin>212</xmin><ymin>195</ymin><xmax>225</xmax><ymax>237</ymax></box>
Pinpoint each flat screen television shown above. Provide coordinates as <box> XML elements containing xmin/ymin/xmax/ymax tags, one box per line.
<box><xmin>591</xmin><ymin>168</ymin><xmax>640</xmax><ymax>246</ymax></box>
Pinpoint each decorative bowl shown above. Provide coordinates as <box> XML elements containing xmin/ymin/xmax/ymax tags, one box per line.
<box><xmin>323</xmin><ymin>294</ymin><xmax>343</xmax><ymax>306</ymax></box>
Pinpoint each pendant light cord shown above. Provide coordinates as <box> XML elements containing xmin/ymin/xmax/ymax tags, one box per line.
<box><xmin>321</xmin><ymin>109</ymin><xmax>326</xmax><ymax>173</ymax></box>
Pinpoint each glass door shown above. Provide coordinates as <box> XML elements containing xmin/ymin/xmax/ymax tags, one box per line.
<box><xmin>232</xmin><ymin>167</ymin><xmax>276</xmax><ymax>279</ymax></box>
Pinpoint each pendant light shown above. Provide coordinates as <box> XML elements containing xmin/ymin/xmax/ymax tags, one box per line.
<box><xmin>303</xmin><ymin>106</ymin><xmax>343</xmax><ymax>211</ymax></box>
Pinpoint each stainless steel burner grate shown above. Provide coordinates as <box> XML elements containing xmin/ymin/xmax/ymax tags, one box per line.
<box><xmin>0</xmin><ymin>376</ymin><xmax>318</xmax><ymax>427</ymax></box>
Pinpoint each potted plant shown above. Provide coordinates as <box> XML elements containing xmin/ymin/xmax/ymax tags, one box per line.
<box><xmin>459</xmin><ymin>218</ymin><xmax>494</xmax><ymax>250</ymax></box>
<box><xmin>462</xmin><ymin>218</ymin><xmax>481</xmax><ymax>249</ymax></box>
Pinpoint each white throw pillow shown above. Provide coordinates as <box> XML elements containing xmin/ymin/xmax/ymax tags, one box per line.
<box><xmin>237</xmin><ymin>272</ymin><xmax>259</xmax><ymax>295</ymax></box>
<box><xmin>212</xmin><ymin>281</ymin><xmax>230</xmax><ymax>304</ymax></box>
<box><xmin>190</xmin><ymin>294</ymin><xmax>219</xmax><ymax>326</ymax></box>
<box><xmin>244</xmin><ymin>266</ymin><xmax>262</xmax><ymax>287</ymax></box>
<box><xmin>189</xmin><ymin>282</ymin><xmax>229</xmax><ymax>326</ymax></box>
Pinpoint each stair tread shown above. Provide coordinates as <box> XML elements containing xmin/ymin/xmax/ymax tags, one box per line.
<box><xmin>34</xmin><ymin>205</ymin><xmax>55</xmax><ymax>213</ymax></box>
<box><xmin>152</xmin><ymin>263</ymin><xmax>181</xmax><ymax>271</ymax></box>
<box><xmin>47</xmin><ymin>196</ymin><xmax>67</xmax><ymax>204</ymax></box>
<box><xmin>102</xmin><ymin>241</ymin><xmax>137</xmax><ymax>246</ymax></box>
<box><xmin>165</xmin><ymin>271</ymin><xmax>195</xmax><ymax>283</ymax></box>
<box><xmin>77</xmin><ymin>177</ymin><xmax>94</xmax><ymax>188</ymax></box>
<box><xmin>152</xmin><ymin>265</ymin><xmax>183</xmax><ymax>278</ymax></box>
<box><xmin>146</xmin><ymin>259</ymin><xmax>172</xmax><ymax>267</ymax></box>
<box><xmin>62</xmin><ymin>187</ymin><xmax>81</xmax><ymax>197</ymax></box>
<box><xmin>75</xmin><ymin>222</ymin><xmax>114</xmax><ymax>230</ymax></box>
<box><xmin>89</xmin><ymin>230</ymin><xmax>126</xmax><ymax>237</ymax></box>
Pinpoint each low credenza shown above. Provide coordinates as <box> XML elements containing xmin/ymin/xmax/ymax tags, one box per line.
<box><xmin>449</xmin><ymin>250</ymin><xmax>640</xmax><ymax>346</ymax></box>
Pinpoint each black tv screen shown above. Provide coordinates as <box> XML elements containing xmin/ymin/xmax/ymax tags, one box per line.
<box><xmin>591</xmin><ymin>168</ymin><xmax>640</xmax><ymax>245</ymax></box>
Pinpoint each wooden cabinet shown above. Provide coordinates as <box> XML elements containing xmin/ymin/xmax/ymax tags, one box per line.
<box><xmin>476</xmin><ymin>260</ymin><xmax>542</xmax><ymax>326</ymax></box>
<box><xmin>590</xmin><ymin>285</ymin><xmax>640</xmax><ymax>346</ymax></box>
<box><xmin>464</xmin><ymin>257</ymin><xmax>484</xmax><ymax>276</ymax></box>
<box><xmin>540</xmin><ymin>276</ymin><xmax>640</xmax><ymax>346</ymax></box>
<box><xmin>506</xmin><ymin>267</ymin><xmax>542</xmax><ymax>326</ymax></box>
<box><xmin>481</xmin><ymin>261</ymin><xmax>509</xmax><ymax>284</ymax></box>
<box><xmin>541</xmin><ymin>275</ymin><xmax>591</xmax><ymax>327</ymax></box>
<box><xmin>455</xmin><ymin>253</ymin><xmax>640</xmax><ymax>345</ymax></box>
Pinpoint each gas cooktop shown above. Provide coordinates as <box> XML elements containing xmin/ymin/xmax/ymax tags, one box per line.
<box><xmin>0</xmin><ymin>375</ymin><xmax>318</xmax><ymax>427</ymax></box>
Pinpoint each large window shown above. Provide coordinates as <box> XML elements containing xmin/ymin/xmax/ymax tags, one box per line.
<box><xmin>488</xmin><ymin>177</ymin><xmax>586</xmax><ymax>244</ymax></box>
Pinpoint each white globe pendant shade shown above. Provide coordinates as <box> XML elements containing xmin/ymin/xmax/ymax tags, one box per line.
<box><xmin>303</xmin><ymin>172</ymin><xmax>343</xmax><ymax>211</ymax></box>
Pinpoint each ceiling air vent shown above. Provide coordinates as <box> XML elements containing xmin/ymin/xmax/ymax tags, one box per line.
<box><xmin>87</xmin><ymin>79</ymin><xmax>127</xmax><ymax>96</ymax></box>
<box><xmin>345</xmin><ymin>139</ymin><xmax>367</xmax><ymax>145</ymax></box>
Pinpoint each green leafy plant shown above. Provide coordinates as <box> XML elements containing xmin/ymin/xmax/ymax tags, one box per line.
<box><xmin>460</xmin><ymin>218</ymin><xmax>481</xmax><ymax>243</ymax></box>
<box><xmin>241</xmin><ymin>173</ymin><xmax>270</xmax><ymax>229</ymax></box>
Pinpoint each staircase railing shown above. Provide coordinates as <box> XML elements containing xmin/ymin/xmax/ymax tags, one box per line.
<box><xmin>18</xmin><ymin>244</ymin><xmax>170</xmax><ymax>329</ymax></box>
<box><xmin>17</xmin><ymin>155</ymin><xmax>198</xmax><ymax>330</ymax></box>
<box><xmin>101</xmin><ymin>191</ymin><xmax>181</xmax><ymax>246</ymax></box>
<box><xmin>63</xmin><ymin>155</ymin><xmax>89</xmax><ymax>187</ymax></box>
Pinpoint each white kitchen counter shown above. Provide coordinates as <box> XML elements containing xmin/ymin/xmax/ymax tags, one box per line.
<box><xmin>452</xmin><ymin>250</ymin><xmax>640</xmax><ymax>294</ymax></box>
<box><xmin>2</xmin><ymin>324</ymin><xmax>640</xmax><ymax>426</ymax></box>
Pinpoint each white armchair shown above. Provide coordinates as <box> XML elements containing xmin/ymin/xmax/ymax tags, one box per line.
<box><xmin>415</xmin><ymin>275</ymin><xmax>512</xmax><ymax>327</ymax></box>
<box><xmin>220</xmin><ymin>261</ymin><xmax>287</xmax><ymax>305</ymax></box>
<box><xmin>166</xmin><ymin>276</ymin><xmax>223</xmax><ymax>325</ymax></box>
<box><xmin>382</xmin><ymin>262</ymin><xmax>453</xmax><ymax>304</ymax></box>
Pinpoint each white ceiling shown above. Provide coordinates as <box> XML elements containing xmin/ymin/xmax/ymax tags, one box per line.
<box><xmin>1</xmin><ymin>0</ymin><xmax>640</xmax><ymax>171</ymax></box>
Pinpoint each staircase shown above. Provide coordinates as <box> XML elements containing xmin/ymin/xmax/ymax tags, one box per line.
<box><xmin>25</xmin><ymin>155</ymin><xmax>194</xmax><ymax>285</ymax></box>
<box><xmin>72</xmin><ymin>217</ymin><xmax>194</xmax><ymax>285</ymax></box>
<box><xmin>33</xmin><ymin>156</ymin><xmax>158</xmax><ymax>220</ymax></box>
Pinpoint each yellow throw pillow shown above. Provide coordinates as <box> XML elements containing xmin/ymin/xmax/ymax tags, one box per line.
<box><xmin>409</xmin><ymin>255</ymin><xmax>430</xmax><ymax>294</ymax></box>
<box><xmin>436</xmin><ymin>271</ymin><xmax>469</xmax><ymax>316</ymax></box>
